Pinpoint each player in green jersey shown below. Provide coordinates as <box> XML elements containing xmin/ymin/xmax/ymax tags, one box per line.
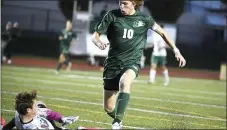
<box><xmin>55</xmin><ymin>20</ymin><xmax>77</xmax><ymax>74</ymax></box>
<box><xmin>92</xmin><ymin>0</ymin><xmax>186</xmax><ymax>129</ymax></box>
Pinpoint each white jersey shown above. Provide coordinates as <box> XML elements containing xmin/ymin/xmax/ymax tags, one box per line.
<box><xmin>14</xmin><ymin>108</ymin><xmax>54</xmax><ymax>129</ymax></box>
<box><xmin>152</xmin><ymin>32</ymin><xmax>167</xmax><ymax>57</ymax></box>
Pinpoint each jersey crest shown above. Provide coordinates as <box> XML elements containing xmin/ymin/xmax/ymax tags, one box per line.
<box><xmin>133</xmin><ymin>20</ymin><xmax>145</xmax><ymax>28</ymax></box>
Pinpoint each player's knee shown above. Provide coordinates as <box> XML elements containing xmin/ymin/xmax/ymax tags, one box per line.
<box><xmin>119</xmin><ymin>79</ymin><xmax>131</xmax><ymax>92</ymax></box>
<box><xmin>119</xmin><ymin>70</ymin><xmax>135</xmax><ymax>92</ymax></box>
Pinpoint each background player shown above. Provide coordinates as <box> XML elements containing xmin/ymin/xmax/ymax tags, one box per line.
<box><xmin>55</xmin><ymin>20</ymin><xmax>77</xmax><ymax>74</ymax></box>
<box><xmin>149</xmin><ymin>28</ymin><xmax>169</xmax><ymax>86</ymax></box>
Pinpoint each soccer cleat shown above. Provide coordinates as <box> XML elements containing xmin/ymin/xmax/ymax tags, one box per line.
<box><xmin>61</xmin><ymin>116</ymin><xmax>79</xmax><ymax>127</ymax></box>
<box><xmin>112</xmin><ymin>122</ymin><xmax>122</xmax><ymax>129</ymax></box>
<box><xmin>148</xmin><ymin>80</ymin><xmax>155</xmax><ymax>84</ymax></box>
<box><xmin>55</xmin><ymin>70</ymin><xmax>59</xmax><ymax>75</ymax></box>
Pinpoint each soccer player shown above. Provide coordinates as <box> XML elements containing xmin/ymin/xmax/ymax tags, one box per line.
<box><xmin>2</xmin><ymin>90</ymin><xmax>79</xmax><ymax>130</ymax></box>
<box><xmin>149</xmin><ymin>30</ymin><xmax>169</xmax><ymax>86</ymax></box>
<box><xmin>91</xmin><ymin>0</ymin><xmax>186</xmax><ymax>129</ymax></box>
<box><xmin>2</xmin><ymin>21</ymin><xmax>13</xmax><ymax>64</ymax></box>
<box><xmin>55</xmin><ymin>20</ymin><xmax>77</xmax><ymax>74</ymax></box>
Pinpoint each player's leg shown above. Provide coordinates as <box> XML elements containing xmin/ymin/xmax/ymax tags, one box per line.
<box><xmin>7</xmin><ymin>41</ymin><xmax>14</xmax><ymax>64</ymax></box>
<box><xmin>149</xmin><ymin>55</ymin><xmax>158</xmax><ymax>83</ymax></box>
<box><xmin>1</xmin><ymin>40</ymin><xmax>7</xmax><ymax>63</ymax></box>
<box><xmin>103</xmin><ymin>75</ymin><xmax>120</xmax><ymax>119</ymax></box>
<box><xmin>4</xmin><ymin>42</ymin><xmax>10</xmax><ymax>63</ymax></box>
<box><xmin>112</xmin><ymin>67</ymin><xmax>137</xmax><ymax>129</ymax></box>
<box><xmin>4</xmin><ymin>41</ymin><xmax>13</xmax><ymax>64</ymax></box>
<box><xmin>56</xmin><ymin>53</ymin><xmax>65</xmax><ymax>74</ymax></box>
<box><xmin>104</xmin><ymin>89</ymin><xmax>118</xmax><ymax>118</ymax></box>
<box><xmin>160</xmin><ymin>56</ymin><xmax>169</xmax><ymax>86</ymax></box>
<box><xmin>63</xmin><ymin>53</ymin><xmax>72</xmax><ymax>72</ymax></box>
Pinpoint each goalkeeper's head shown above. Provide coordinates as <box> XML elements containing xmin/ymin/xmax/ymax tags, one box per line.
<box><xmin>119</xmin><ymin>0</ymin><xmax>144</xmax><ymax>15</ymax></box>
<box><xmin>14</xmin><ymin>90</ymin><xmax>38</xmax><ymax>116</ymax></box>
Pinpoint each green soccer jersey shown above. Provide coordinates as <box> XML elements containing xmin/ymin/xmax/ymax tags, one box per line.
<box><xmin>60</xmin><ymin>29</ymin><xmax>77</xmax><ymax>53</ymax></box>
<box><xmin>95</xmin><ymin>9</ymin><xmax>155</xmax><ymax>69</ymax></box>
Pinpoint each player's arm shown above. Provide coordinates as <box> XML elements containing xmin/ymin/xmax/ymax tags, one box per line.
<box><xmin>151</xmin><ymin>23</ymin><xmax>177</xmax><ymax>50</ymax></box>
<box><xmin>92</xmin><ymin>32</ymin><xmax>108</xmax><ymax>50</ymax></box>
<box><xmin>2</xmin><ymin>117</ymin><xmax>15</xmax><ymax>130</ymax></box>
<box><xmin>92</xmin><ymin>11</ymin><xmax>113</xmax><ymax>50</ymax></box>
<box><xmin>150</xmin><ymin>21</ymin><xmax>186</xmax><ymax>67</ymax></box>
<box><xmin>59</xmin><ymin>30</ymin><xmax>64</xmax><ymax>40</ymax></box>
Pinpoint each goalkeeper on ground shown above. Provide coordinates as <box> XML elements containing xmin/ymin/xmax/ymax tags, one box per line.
<box><xmin>2</xmin><ymin>90</ymin><xmax>79</xmax><ymax>130</ymax></box>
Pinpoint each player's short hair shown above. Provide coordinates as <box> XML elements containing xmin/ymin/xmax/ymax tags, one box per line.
<box><xmin>120</xmin><ymin>0</ymin><xmax>144</xmax><ymax>9</ymax></box>
<box><xmin>15</xmin><ymin>90</ymin><xmax>37</xmax><ymax>115</ymax></box>
<box><xmin>133</xmin><ymin>0</ymin><xmax>144</xmax><ymax>8</ymax></box>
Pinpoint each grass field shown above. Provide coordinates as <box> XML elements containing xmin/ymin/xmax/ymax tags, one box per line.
<box><xmin>1</xmin><ymin>66</ymin><xmax>226</xmax><ymax>129</ymax></box>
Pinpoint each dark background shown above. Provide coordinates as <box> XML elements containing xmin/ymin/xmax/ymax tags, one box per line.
<box><xmin>2</xmin><ymin>0</ymin><xmax>226</xmax><ymax>70</ymax></box>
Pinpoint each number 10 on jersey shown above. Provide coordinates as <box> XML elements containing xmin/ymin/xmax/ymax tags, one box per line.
<box><xmin>123</xmin><ymin>29</ymin><xmax>134</xmax><ymax>39</ymax></box>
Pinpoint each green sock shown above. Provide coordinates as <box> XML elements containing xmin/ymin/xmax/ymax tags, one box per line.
<box><xmin>56</xmin><ymin>63</ymin><xmax>62</xmax><ymax>71</ymax></box>
<box><xmin>105</xmin><ymin>107</ymin><xmax>116</xmax><ymax>119</ymax></box>
<box><xmin>114</xmin><ymin>92</ymin><xmax>130</xmax><ymax>123</ymax></box>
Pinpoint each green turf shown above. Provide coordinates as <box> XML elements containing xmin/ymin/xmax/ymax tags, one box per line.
<box><xmin>1</xmin><ymin>66</ymin><xmax>226</xmax><ymax>129</ymax></box>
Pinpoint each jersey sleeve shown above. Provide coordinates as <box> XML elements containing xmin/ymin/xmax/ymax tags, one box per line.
<box><xmin>2</xmin><ymin>117</ymin><xmax>15</xmax><ymax>130</ymax></box>
<box><xmin>147</xmin><ymin>16</ymin><xmax>158</xmax><ymax>30</ymax></box>
<box><xmin>94</xmin><ymin>11</ymin><xmax>114</xmax><ymax>34</ymax></box>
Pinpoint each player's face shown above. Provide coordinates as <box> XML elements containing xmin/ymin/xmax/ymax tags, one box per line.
<box><xmin>66</xmin><ymin>21</ymin><xmax>72</xmax><ymax>30</ymax></box>
<box><xmin>119</xmin><ymin>0</ymin><xmax>135</xmax><ymax>15</ymax></box>
<box><xmin>27</xmin><ymin>100</ymin><xmax>38</xmax><ymax>117</ymax></box>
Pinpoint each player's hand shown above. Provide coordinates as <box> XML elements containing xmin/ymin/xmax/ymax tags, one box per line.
<box><xmin>173</xmin><ymin>48</ymin><xmax>186</xmax><ymax>67</ymax></box>
<box><xmin>59</xmin><ymin>36</ymin><xmax>64</xmax><ymax>40</ymax></box>
<box><xmin>96</xmin><ymin>42</ymin><xmax>109</xmax><ymax>50</ymax></box>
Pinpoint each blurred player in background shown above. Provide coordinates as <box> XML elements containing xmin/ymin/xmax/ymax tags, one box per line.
<box><xmin>92</xmin><ymin>0</ymin><xmax>186</xmax><ymax>129</ymax></box>
<box><xmin>149</xmin><ymin>28</ymin><xmax>169</xmax><ymax>86</ymax></box>
<box><xmin>2</xmin><ymin>90</ymin><xmax>79</xmax><ymax>130</ymax></box>
<box><xmin>2</xmin><ymin>21</ymin><xmax>13</xmax><ymax>64</ymax></box>
<box><xmin>55</xmin><ymin>20</ymin><xmax>77</xmax><ymax>74</ymax></box>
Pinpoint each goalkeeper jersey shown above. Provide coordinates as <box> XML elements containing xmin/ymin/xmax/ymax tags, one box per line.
<box><xmin>14</xmin><ymin>108</ymin><xmax>55</xmax><ymax>129</ymax></box>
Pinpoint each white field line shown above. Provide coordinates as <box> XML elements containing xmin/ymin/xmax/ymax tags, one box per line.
<box><xmin>2</xmin><ymin>81</ymin><xmax>223</xmax><ymax>101</ymax></box>
<box><xmin>3</xmin><ymin>65</ymin><xmax>226</xmax><ymax>85</ymax></box>
<box><xmin>2</xmin><ymin>70</ymin><xmax>226</xmax><ymax>96</ymax></box>
<box><xmin>2</xmin><ymin>91</ymin><xmax>226</xmax><ymax>122</ymax></box>
<box><xmin>1</xmin><ymin>109</ymin><xmax>147</xmax><ymax>129</ymax></box>
<box><xmin>2</xmin><ymin>81</ymin><xmax>226</xmax><ymax>109</ymax></box>
<box><xmin>2</xmin><ymin>76</ymin><xmax>226</xmax><ymax>109</ymax></box>
<box><xmin>60</xmin><ymin>75</ymin><xmax>227</xmax><ymax>96</ymax></box>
